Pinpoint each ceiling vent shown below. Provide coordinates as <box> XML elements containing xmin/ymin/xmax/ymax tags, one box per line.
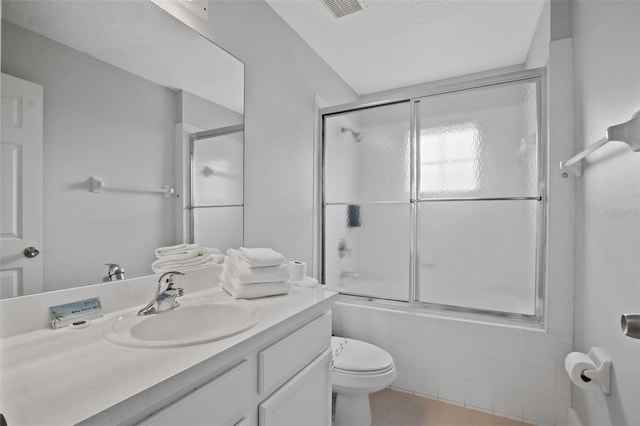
<box><xmin>320</xmin><ymin>0</ymin><xmax>366</xmax><ymax>19</ymax></box>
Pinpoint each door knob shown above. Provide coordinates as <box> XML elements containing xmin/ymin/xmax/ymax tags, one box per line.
<box><xmin>23</xmin><ymin>247</ymin><xmax>40</xmax><ymax>258</ymax></box>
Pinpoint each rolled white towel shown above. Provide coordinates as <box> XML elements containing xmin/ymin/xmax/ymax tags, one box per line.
<box><xmin>289</xmin><ymin>276</ymin><xmax>319</xmax><ymax>288</ymax></box>
<box><xmin>225</xmin><ymin>249</ymin><xmax>289</xmax><ymax>284</ymax></box>
<box><xmin>238</xmin><ymin>247</ymin><xmax>285</xmax><ymax>268</ymax></box>
<box><xmin>220</xmin><ymin>275</ymin><xmax>290</xmax><ymax>299</ymax></box>
<box><xmin>155</xmin><ymin>243</ymin><xmax>199</xmax><ymax>258</ymax></box>
<box><xmin>152</xmin><ymin>253</ymin><xmax>225</xmax><ymax>273</ymax></box>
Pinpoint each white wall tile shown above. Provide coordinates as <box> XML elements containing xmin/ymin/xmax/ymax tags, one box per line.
<box><xmin>465</xmin><ymin>328</ymin><xmax>495</xmax><ymax>358</ymax></box>
<box><xmin>493</xmin><ymin>328</ymin><xmax>525</xmax><ymax>363</ymax></box>
<box><xmin>438</xmin><ymin>327</ymin><xmax>466</xmax><ymax>353</ymax></box>
<box><xmin>556</xmin><ymin>341</ymin><xmax>573</xmax><ymax>371</ymax></box>
<box><xmin>556</xmin><ymin>371</ymin><xmax>571</xmax><ymax>401</ymax></box>
<box><xmin>414</xmin><ymin>342</ymin><xmax>439</xmax><ymax>370</ymax></box>
<box><xmin>392</xmin><ymin>364</ymin><xmax>414</xmax><ymax>392</ymax></box>
<box><xmin>494</xmin><ymin>360</ymin><xmax>524</xmax><ymax>390</ymax></box>
<box><xmin>465</xmin><ymin>355</ymin><xmax>493</xmax><ymax>384</ymax></box>
<box><xmin>391</xmin><ymin>311</ymin><xmax>414</xmax><ymax>343</ymax></box>
<box><xmin>439</xmin><ymin>375</ymin><xmax>465</xmax><ymax>405</ymax></box>
<box><xmin>369</xmin><ymin>308</ymin><xmax>393</xmax><ymax>341</ymax></box>
<box><xmin>524</xmin><ymin>330</ymin><xmax>557</xmax><ymax>369</ymax></box>
<box><xmin>390</xmin><ymin>341</ymin><xmax>415</xmax><ymax>368</ymax></box>
<box><xmin>555</xmin><ymin>399</ymin><xmax>570</xmax><ymax>426</ymax></box>
<box><xmin>414</xmin><ymin>368</ymin><xmax>438</xmax><ymax>398</ymax></box>
<box><xmin>465</xmin><ymin>381</ymin><xmax>493</xmax><ymax>411</ymax></box>
<box><xmin>341</xmin><ymin>305</ymin><xmax>371</xmax><ymax>336</ymax></box>
<box><xmin>413</xmin><ymin>315</ymin><xmax>439</xmax><ymax>344</ymax></box>
<box><xmin>524</xmin><ymin>392</ymin><xmax>556</xmax><ymax>425</ymax></box>
<box><xmin>524</xmin><ymin>366</ymin><xmax>557</xmax><ymax>397</ymax></box>
<box><xmin>493</xmin><ymin>385</ymin><xmax>523</xmax><ymax>418</ymax></box>
<box><xmin>438</xmin><ymin>351</ymin><xmax>465</xmax><ymax>378</ymax></box>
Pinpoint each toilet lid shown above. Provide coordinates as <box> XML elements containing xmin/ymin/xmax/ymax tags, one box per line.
<box><xmin>331</xmin><ymin>336</ymin><xmax>394</xmax><ymax>373</ymax></box>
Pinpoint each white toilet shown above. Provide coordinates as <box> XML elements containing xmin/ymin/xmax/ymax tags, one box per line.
<box><xmin>331</xmin><ymin>336</ymin><xmax>397</xmax><ymax>426</ymax></box>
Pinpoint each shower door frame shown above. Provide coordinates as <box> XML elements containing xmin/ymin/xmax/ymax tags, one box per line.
<box><xmin>188</xmin><ymin>124</ymin><xmax>245</xmax><ymax>245</ymax></box>
<box><xmin>317</xmin><ymin>67</ymin><xmax>547</xmax><ymax>325</ymax></box>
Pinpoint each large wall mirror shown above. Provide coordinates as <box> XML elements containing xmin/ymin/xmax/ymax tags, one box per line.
<box><xmin>0</xmin><ymin>0</ymin><xmax>244</xmax><ymax>297</ymax></box>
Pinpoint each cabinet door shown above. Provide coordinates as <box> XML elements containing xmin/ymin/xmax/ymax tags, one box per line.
<box><xmin>259</xmin><ymin>350</ymin><xmax>332</xmax><ymax>426</ymax></box>
<box><xmin>140</xmin><ymin>359</ymin><xmax>251</xmax><ymax>426</ymax></box>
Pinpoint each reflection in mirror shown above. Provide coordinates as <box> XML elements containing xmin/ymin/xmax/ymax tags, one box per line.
<box><xmin>0</xmin><ymin>0</ymin><xmax>244</xmax><ymax>297</ymax></box>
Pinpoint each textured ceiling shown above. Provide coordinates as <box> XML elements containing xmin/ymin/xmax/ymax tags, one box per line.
<box><xmin>2</xmin><ymin>0</ymin><xmax>244</xmax><ymax>113</ymax></box>
<box><xmin>265</xmin><ymin>0</ymin><xmax>545</xmax><ymax>95</ymax></box>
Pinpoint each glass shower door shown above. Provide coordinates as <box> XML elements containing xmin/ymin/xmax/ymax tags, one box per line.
<box><xmin>323</xmin><ymin>102</ymin><xmax>411</xmax><ymax>301</ymax></box>
<box><xmin>415</xmin><ymin>79</ymin><xmax>542</xmax><ymax>315</ymax></box>
<box><xmin>190</xmin><ymin>125</ymin><xmax>243</xmax><ymax>251</ymax></box>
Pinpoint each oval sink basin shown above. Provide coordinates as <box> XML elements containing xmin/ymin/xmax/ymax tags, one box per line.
<box><xmin>102</xmin><ymin>297</ymin><xmax>263</xmax><ymax>348</ymax></box>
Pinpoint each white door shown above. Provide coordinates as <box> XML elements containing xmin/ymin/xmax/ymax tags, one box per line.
<box><xmin>1</xmin><ymin>73</ymin><xmax>44</xmax><ymax>298</ymax></box>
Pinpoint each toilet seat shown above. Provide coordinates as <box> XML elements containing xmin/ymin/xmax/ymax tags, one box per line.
<box><xmin>331</xmin><ymin>336</ymin><xmax>393</xmax><ymax>373</ymax></box>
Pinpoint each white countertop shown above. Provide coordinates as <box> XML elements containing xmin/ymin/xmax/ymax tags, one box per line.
<box><xmin>0</xmin><ymin>285</ymin><xmax>337</xmax><ymax>426</ymax></box>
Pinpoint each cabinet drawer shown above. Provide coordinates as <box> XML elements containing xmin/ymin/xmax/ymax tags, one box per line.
<box><xmin>258</xmin><ymin>311</ymin><xmax>331</xmax><ymax>395</ymax></box>
<box><xmin>259</xmin><ymin>350</ymin><xmax>332</xmax><ymax>426</ymax></box>
<box><xmin>140</xmin><ymin>359</ymin><xmax>252</xmax><ymax>426</ymax></box>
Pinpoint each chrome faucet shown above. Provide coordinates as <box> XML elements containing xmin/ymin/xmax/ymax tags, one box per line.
<box><xmin>138</xmin><ymin>271</ymin><xmax>185</xmax><ymax>316</ymax></box>
<box><xmin>103</xmin><ymin>263</ymin><xmax>125</xmax><ymax>281</ymax></box>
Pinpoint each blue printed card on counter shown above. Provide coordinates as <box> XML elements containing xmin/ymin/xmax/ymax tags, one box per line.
<box><xmin>49</xmin><ymin>297</ymin><xmax>102</xmax><ymax>329</ymax></box>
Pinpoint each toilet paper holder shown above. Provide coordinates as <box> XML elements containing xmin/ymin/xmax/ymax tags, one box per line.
<box><xmin>582</xmin><ymin>347</ymin><xmax>612</xmax><ymax>395</ymax></box>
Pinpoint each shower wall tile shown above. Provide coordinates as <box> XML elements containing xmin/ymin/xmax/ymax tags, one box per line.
<box><xmin>438</xmin><ymin>375</ymin><xmax>465</xmax><ymax>405</ymax></box>
<box><xmin>464</xmin><ymin>381</ymin><xmax>493</xmax><ymax>412</ymax></box>
<box><xmin>493</xmin><ymin>385</ymin><xmax>523</xmax><ymax>418</ymax></box>
<box><xmin>524</xmin><ymin>366</ymin><xmax>557</xmax><ymax>396</ymax></box>
<box><xmin>493</xmin><ymin>360</ymin><xmax>523</xmax><ymax>390</ymax></box>
<box><xmin>414</xmin><ymin>368</ymin><xmax>438</xmax><ymax>398</ymax></box>
<box><xmin>524</xmin><ymin>392</ymin><xmax>557</xmax><ymax>425</ymax></box>
<box><xmin>333</xmin><ymin>302</ymin><xmax>572</xmax><ymax>425</ymax></box>
<box><xmin>524</xmin><ymin>330</ymin><xmax>558</xmax><ymax>369</ymax></box>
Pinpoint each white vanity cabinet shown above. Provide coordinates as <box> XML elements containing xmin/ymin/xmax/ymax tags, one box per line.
<box><xmin>139</xmin><ymin>311</ymin><xmax>332</xmax><ymax>426</ymax></box>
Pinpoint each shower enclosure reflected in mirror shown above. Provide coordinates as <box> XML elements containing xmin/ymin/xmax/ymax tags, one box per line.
<box><xmin>0</xmin><ymin>0</ymin><xmax>244</xmax><ymax>297</ymax></box>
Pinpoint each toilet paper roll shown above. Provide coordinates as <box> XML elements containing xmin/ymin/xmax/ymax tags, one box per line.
<box><xmin>289</xmin><ymin>261</ymin><xmax>306</xmax><ymax>281</ymax></box>
<box><xmin>564</xmin><ymin>352</ymin><xmax>599</xmax><ymax>389</ymax></box>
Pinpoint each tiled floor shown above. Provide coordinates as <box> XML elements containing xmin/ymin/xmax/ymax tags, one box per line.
<box><xmin>369</xmin><ymin>389</ymin><xmax>532</xmax><ymax>426</ymax></box>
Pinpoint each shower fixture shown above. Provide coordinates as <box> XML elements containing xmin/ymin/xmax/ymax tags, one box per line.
<box><xmin>341</xmin><ymin>126</ymin><xmax>362</xmax><ymax>143</ymax></box>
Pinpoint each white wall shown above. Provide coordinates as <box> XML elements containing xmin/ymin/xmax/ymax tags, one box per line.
<box><xmin>571</xmin><ymin>1</ymin><xmax>640</xmax><ymax>425</ymax></box>
<box><xmin>2</xmin><ymin>22</ymin><xmax>178</xmax><ymax>290</ymax></box>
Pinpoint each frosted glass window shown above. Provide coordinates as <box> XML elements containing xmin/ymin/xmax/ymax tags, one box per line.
<box><xmin>324</xmin><ymin>204</ymin><xmax>410</xmax><ymax>301</ymax></box>
<box><xmin>418</xmin><ymin>81</ymin><xmax>539</xmax><ymax>198</ymax></box>
<box><xmin>324</xmin><ymin>102</ymin><xmax>410</xmax><ymax>203</ymax></box>
<box><xmin>417</xmin><ymin>200</ymin><xmax>538</xmax><ymax>315</ymax></box>
<box><xmin>193</xmin><ymin>206</ymin><xmax>243</xmax><ymax>253</ymax></box>
<box><xmin>192</xmin><ymin>131</ymin><xmax>243</xmax><ymax>206</ymax></box>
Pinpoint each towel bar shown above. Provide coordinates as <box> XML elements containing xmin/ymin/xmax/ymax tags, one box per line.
<box><xmin>560</xmin><ymin>110</ymin><xmax>640</xmax><ymax>177</ymax></box>
<box><xmin>89</xmin><ymin>176</ymin><xmax>174</xmax><ymax>198</ymax></box>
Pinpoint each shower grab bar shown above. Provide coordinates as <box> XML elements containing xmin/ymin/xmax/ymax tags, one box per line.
<box><xmin>560</xmin><ymin>110</ymin><xmax>640</xmax><ymax>177</ymax></box>
<box><xmin>89</xmin><ymin>176</ymin><xmax>174</xmax><ymax>198</ymax></box>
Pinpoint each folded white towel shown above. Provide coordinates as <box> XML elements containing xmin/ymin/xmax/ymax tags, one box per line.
<box><xmin>289</xmin><ymin>276</ymin><xmax>319</xmax><ymax>288</ymax></box>
<box><xmin>155</xmin><ymin>243</ymin><xmax>199</xmax><ymax>258</ymax></box>
<box><xmin>155</xmin><ymin>247</ymin><xmax>207</xmax><ymax>263</ymax></box>
<box><xmin>220</xmin><ymin>275</ymin><xmax>290</xmax><ymax>299</ymax></box>
<box><xmin>152</xmin><ymin>253</ymin><xmax>225</xmax><ymax>273</ymax></box>
<box><xmin>224</xmin><ymin>249</ymin><xmax>289</xmax><ymax>284</ymax></box>
<box><xmin>238</xmin><ymin>247</ymin><xmax>285</xmax><ymax>268</ymax></box>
